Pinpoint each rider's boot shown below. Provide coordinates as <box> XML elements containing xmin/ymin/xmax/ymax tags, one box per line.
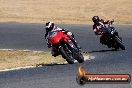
<box><xmin>51</xmin><ymin>47</ymin><xmax>59</xmax><ymax>57</ymax></box>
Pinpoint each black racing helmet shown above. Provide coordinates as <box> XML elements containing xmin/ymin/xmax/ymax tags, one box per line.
<box><xmin>92</xmin><ymin>16</ymin><xmax>100</xmax><ymax>23</ymax></box>
<box><xmin>45</xmin><ymin>22</ymin><xmax>55</xmax><ymax>31</ymax></box>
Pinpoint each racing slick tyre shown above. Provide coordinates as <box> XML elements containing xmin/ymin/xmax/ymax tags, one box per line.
<box><xmin>77</xmin><ymin>53</ymin><xmax>84</xmax><ymax>63</ymax></box>
<box><xmin>59</xmin><ymin>46</ymin><xmax>74</xmax><ymax>64</ymax></box>
<box><xmin>115</xmin><ymin>37</ymin><xmax>125</xmax><ymax>50</ymax></box>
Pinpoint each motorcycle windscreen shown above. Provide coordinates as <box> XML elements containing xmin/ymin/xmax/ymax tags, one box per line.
<box><xmin>48</xmin><ymin>31</ymin><xmax>65</xmax><ymax>45</ymax></box>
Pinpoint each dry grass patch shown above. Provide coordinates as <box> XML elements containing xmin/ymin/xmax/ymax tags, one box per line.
<box><xmin>0</xmin><ymin>0</ymin><xmax>132</xmax><ymax>24</ymax></box>
<box><xmin>0</xmin><ymin>50</ymin><xmax>65</xmax><ymax>70</ymax></box>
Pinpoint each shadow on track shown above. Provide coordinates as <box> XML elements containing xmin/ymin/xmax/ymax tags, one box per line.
<box><xmin>36</xmin><ymin>60</ymin><xmax>82</xmax><ymax>67</ymax></box>
<box><xmin>85</xmin><ymin>49</ymin><xmax>118</xmax><ymax>53</ymax></box>
<box><xmin>36</xmin><ymin>62</ymin><xmax>70</xmax><ymax>67</ymax></box>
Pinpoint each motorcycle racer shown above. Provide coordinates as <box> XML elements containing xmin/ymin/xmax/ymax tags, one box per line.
<box><xmin>45</xmin><ymin>22</ymin><xmax>80</xmax><ymax>57</ymax></box>
<box><xmin>92</xmin><ymin>16</ymin><xmax>116</xmax><ymax>45</ymax></box>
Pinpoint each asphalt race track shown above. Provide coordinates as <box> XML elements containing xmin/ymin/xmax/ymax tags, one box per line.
<box><xmin>0</xmin><ymin>22</ymin><xmax>132</xmax><ymax>88</ymax></box>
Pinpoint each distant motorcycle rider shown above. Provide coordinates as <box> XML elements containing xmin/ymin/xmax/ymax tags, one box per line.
<box><xmin>45</xmin><ymin>22</ymin><xmax>80</xmax><ymax>57</ymax></box>
<box><xmin>92</xmin><ymin>16</ymin><xmax>118</xmax><ymax>45</ymax></box>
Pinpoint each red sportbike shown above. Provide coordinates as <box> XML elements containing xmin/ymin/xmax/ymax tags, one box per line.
<box><xmin>47</xmin><ymin>30</ymin><xmax>84</xmax><ymax>64</ymax></box>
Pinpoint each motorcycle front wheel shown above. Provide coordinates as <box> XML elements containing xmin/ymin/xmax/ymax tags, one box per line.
<box><xmin>76</xmin><ymin>53</ymin><xmax>84</xmax><ymax>63</ymax></box>
<box><xmin>59</xmin><ymin>46</ymin><xmax>74</xmax><ymax>64</ymax></box>
<box><xmin>115</xmin><ymin>37</ymin><xmax>125</xmax><ymax>50</ymax></box>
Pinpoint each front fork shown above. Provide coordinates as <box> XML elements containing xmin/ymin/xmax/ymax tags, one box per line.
<box><xmin>68</xmin><ymin>35</ymin><xmax>80</xmax><ymax>49</ymax></box>
<box><xmin>64</xmin><ymin>40</ymin><xmax>79</xmax><ymax>59</ymax></box>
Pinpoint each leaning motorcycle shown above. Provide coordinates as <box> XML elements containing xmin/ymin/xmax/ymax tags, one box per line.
<box><xmin>99</xmin><ymin>22</ymin><xmax>125</xmax><ymax>50</ymax></box>
<box><xmin>47</xmin><ymin>30</ymin><xmax>84</xmax><ymax>64</ymax></box>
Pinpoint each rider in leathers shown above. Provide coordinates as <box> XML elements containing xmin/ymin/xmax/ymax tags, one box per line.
<box><xmin>45</xmin><ymin>22</ymin><xmax>80</xmax><ymax>57</ymax></box>
<box><xmin>92</xmin><ymin>16</ymin><xmax>118</xmax><ymax>47</ymax></box>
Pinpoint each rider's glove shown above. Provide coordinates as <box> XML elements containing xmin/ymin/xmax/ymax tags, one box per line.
<box><xmin>111</xmin><ymin>20</ymin><xmax>114</xmax><ymax>24</ymax></box>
